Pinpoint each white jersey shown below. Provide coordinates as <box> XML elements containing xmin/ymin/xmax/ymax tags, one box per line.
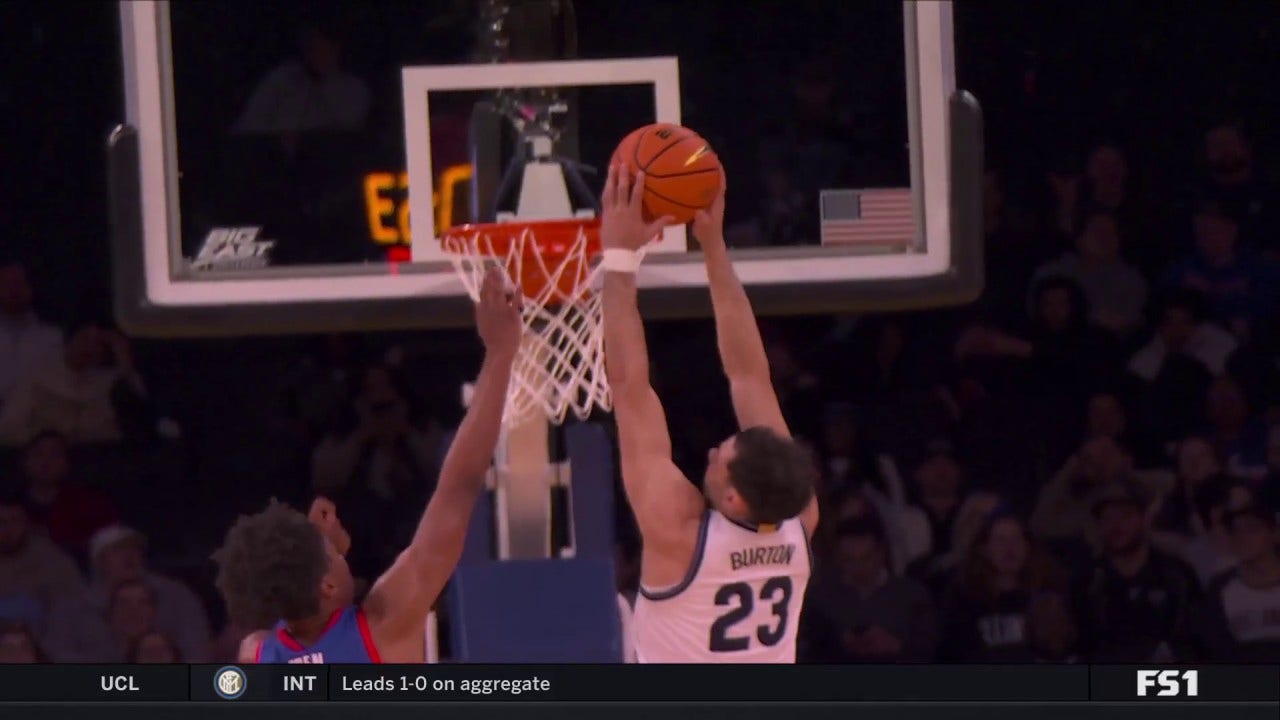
<box><xmin>632</xmin><ymin>510</ymin><xmax>812</xmax><ymax>663</ymax></box>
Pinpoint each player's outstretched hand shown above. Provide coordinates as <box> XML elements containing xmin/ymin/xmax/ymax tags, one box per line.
<box><xmin>692</xmin><ymin>169</ymin><xmax>727</xmax><ymax>253</ymax></box>
<box><xmin>308</xmin><ymin>496</ymin><xmax>351</xmax><ymax>557</ymax></box>
<box><xmin>476</xmin><ymin>267</ymin><xmax>522</xmax><ymax>361</ymax></box>
<box><xmin>601</xmin><ymin>163</ymin><xmax>674</xmax><ymax>252</ymax></box>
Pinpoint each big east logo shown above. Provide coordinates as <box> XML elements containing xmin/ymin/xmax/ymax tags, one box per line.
<box><xmin>189</xmin><ymin>227</ymin><xmax>276</xmax><ymax>271</ymax></box>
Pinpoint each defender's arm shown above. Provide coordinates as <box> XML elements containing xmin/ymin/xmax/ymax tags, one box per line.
<box><xmin>362</xmin><ymin>270</ymin><xmax>520</xmax><ymax>637</ymax></box>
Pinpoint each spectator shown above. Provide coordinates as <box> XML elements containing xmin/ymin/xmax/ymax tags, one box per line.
<box><xmin>763</xmin><ymin>333</ymin><xmax>823</xmax><ymax>441</ymax></box>
<box><xmin>910</xmin><ymin>492</ymin><xmax>1004</xmax><ymax>597</ymax></box>
<box><xmin>1198</xmin><ymin>502</ymin><xmax>1280</xmax><ymax>661</ymax></box>
<box><xmin>753</xmin><ymin>52</ymin><xmax>856</xmax><ymax>246</ymax></box>
<box><xmin>0</xmin><ymin>592</ymin><xmax>40</xmax><ymax>636</ymax></box>
<box><xmin>1081</xmin><ymin>388</ymin><xmax>1161</xmax><ymax>468</ymax></box>
<box><xmin>270</xmin><ymin>334</ymin><xmax>370</xmax><ymax>490</ymax></box>
<box><xmin>1031</xmin><ymin>437</ymin><xmax>1146</xmax><ymax>550</ymax></box>
<box><xmin>208</xmin><ymin>618</ymin><xmax>258</xmax><ymax>665</ymax></box>
<box><xmin>1050</xmin><ymin>144</ymin><xmax>1136</xmax><ymax>243</ymax></box>
<box><xmin>310</xmin><ymin>363</ymin><xmax>441</xmax><ymax>576</ymax></box>
<box><xmin>1077</xmin><ymin>481</ymin><xmax>1201</xmax><ymax>662</ymax></box>
<box><xmin>940</xmin><ymin>511</ymin><xmax>1068</xmax><ymax>661</ymax></box>
<box><xmin>1196</xmin><ymin>120</ymin><xmax>1276</xmax><ymax>254</ymax></box>
<box><xmin>816</xmin><ymin>405</ymin><xmax>932</xmax><ymax>571</ymax></box>
<box><xmin>0</xmin><ymin>485</ymin><xmax>85</xmax><ymax>623</ymax></box>
<box><xmin>1154</xmin><ymin>435</ymin><xmax>1223</xmax><ymax>537</ymax></box>
<box><xmin>1077</xmin><ymin>144</ymin><xmax>1163</xmax><ymax>275</ymax></box>
<box><xmin>0</xmin><ymin>324</ymin><xmax>150</xmax><ymax>446</ymax></box>
<box><xmin>815</xmin><ymin>403</ymin><xmax>879</xmax><ymax>502</ymax></box>
<box><xmin>1206</xmin><ymin>375</ymin><xmax>1268</xmax><ymax>477</ymax></box>
<box><xmin>311</xmin><ymin>363</ymin><xmax>438</xmax><ymax>498</ymax></box>
<box><xmin>955</xmin><ymin>276</ymin><xmax>1121</xmax><ymax>400</ymax></box>
<box><xmin>106</xmin><ymin>580</ymin><xmax>157</xmax><ymax>662</ymax></box>
<box><xmin>1166</xmin><ymin>201</ymin><xmax>1277</xmax><ymax>339</ymax></box>
<box><xmin>42</xmin><ymin>525</ymin><xmax>210</xmax><ymax>662</ymax></box>
<box><xmin>1027</xmin><ymin>592</ymin><xmax>1081</xmax><ymax>663</ymax></box>
<box><xmin>276</xmin><ymin>334</ymin><xmax>367</xmax><ymax>448</ymax></box>
<box><xmin>1084</xmin><ymin>392</ymin><xmax>1128</xmax><ymax>444</ymax></box>
<box><xmin>0</xmin><ymin>261</ymin><xmax>62</xmax><ymax>410</ymax></box>
<box><xmin>232</xmin><ymin>24</ymin><xmax>371</xmax><ymax>142</ymax></box>
<box><xmin>907</xmin><ymin>438</ymin><xmax>973</xmax><ymax>567</ymax></box>
<box><xmin>1157</xmin><ymin>475</ymin><xmax>1253</xmax><ymax>588</ymax></box>
<box><xmin>19</xmin><ymin>431</ymin><xmax>117</xmax><ymax>559</ymax></box>
<box><xmin>730</xmin><ymin>164</ymin><xmax>809</xmax><ymax>248</ymax></box>
<box><xmin>825</xmin><ymin>485</ymin><xmax>927</xmax><ymax>578</ymax></box>
<box><xmin>0</xmin><ymin>620</ymin><xmax>46</xmax><ymax>663</ymax></box>
<box><xmin>978</xmin><ymin>169</ymin><xmax>1042</xmax><ymax>327</ymax></box>
<box><xmin>835</xmin><ymin>318</ymin><xmax>919</xmax><ymax>402</ymax></box>
<box><xmin>1129</xmin><ymin>290</ymin><xmax>1238</xmax><ymax>382</ymax></box>
<box><xmin>1129</xmin><ymin>294</ymin><xmax>1223</xmax><ymax>446</ymax></box>
<box><xmin>128</xmin><ymin>630</ymin><xmax>182</xmax><ymax>664</ymax></box>
<box><xmin>1031</xmin><ymin>211</ymin><xmax>1148</xmax><ymax>337</ymax></box>
<box><xmin>800</xmin><ymin>518</ymin><xmax>939</xmax><ymax>663</ymax></box>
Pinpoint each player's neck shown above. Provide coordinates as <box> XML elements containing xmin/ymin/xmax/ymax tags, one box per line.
<box><xmin>286</xmin><ymin>608</ymin><xmax>340</xmax><ymax>645</ymax></box>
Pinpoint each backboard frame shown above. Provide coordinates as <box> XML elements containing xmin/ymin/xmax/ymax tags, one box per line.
<box><xmin>109</xmin><ymin>0</ymin><xmax>981</xmax><ymax>337</ymax></box>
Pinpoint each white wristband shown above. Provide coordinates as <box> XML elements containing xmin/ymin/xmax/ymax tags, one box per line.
<box><xmin>600</xmin><ymin>248</ymin><xmax>645</xmax><ymax>273</ymax></box>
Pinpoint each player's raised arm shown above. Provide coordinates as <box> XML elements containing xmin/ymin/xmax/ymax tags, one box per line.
<box><xmin>600</xmin><ymin>164</ymin><xmax>705</xmax><ymax>540</ymax></box>
<box><xmin>692</xmin><ymin>176</ymin><xmax>819</xmax><ymax>533</ymax></box>
<box><xmin>362</xmin><ymin>269</ymin><xmax>520</xmax><ymax>645</ymax></box>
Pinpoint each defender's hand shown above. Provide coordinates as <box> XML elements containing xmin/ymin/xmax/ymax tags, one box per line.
<box><xmin>600</xmin><ymin>163</ymin><xmax>674</xmax><ymax>251</ymax></box>
<box><xmin>476</xmin><ymin>268</ymin><xmax>522</xmax><ymax>360</ymax></box>
<box><xmin>308</xmin><ymin>497</ymin><xmax>351</xmax><ymax>557</ymax></box>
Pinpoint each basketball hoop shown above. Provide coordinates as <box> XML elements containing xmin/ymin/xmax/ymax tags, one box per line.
<box><xmin>441</xmin><ymin>219</ymin><xmax>609</xmax><ymax>427</ymax></box>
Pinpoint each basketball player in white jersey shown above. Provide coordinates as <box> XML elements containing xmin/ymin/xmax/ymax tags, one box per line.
<box><xmin>599</xmin><ymin>164</ymin><xmax>819</xmax><ymax>663</ymax></box>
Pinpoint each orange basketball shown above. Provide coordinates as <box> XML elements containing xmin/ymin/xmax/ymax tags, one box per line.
<box><xmin>610</xmin><ymin>123</ymin><xmax>722</xmax><ymax>224</ymax></box>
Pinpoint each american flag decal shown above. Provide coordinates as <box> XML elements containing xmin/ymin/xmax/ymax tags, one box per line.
<box><xmin>819</xmin><ymin>188</ymin><xmax>916</xmax><ymax>248</ymax></box>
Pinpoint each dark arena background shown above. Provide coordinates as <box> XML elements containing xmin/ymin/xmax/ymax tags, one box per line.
<box><xmin>1</xmin><ymin>1</ymin><xmax>1280</xmax><ymax>718</ymax></box>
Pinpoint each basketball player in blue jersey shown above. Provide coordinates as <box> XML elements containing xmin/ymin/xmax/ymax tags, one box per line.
<box><xmin>599</xmin><ymin>165</ymin><xmax>819</xmax><ymax>663</ymax></box>
<box><xmin>213</xmin><ymin>269</ymin><xmax>522</xmax><ymax>664</ymax></box>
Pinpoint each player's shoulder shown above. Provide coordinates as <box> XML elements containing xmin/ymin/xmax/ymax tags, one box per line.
<box><xmin>238</xmin><ymin>629</ymin><xmax>270</xmax><ymax>664</ymax></box>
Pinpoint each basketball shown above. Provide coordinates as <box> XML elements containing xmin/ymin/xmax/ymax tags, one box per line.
<box><xmin>610</xmin><ymin>123</ymin><xmax>722</xmax><ymax>224</ymax></box>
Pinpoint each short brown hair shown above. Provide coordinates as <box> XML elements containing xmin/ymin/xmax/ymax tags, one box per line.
<box><xmin>727</xmin><ymin>426</ymin><xmax>817</xmax><ymax>524</ymax></box>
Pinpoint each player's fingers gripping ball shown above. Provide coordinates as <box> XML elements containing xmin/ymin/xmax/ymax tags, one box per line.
<box><xmin>610</xmin><ymin>123</ymin><xmax>722</xmax><ymax>224</ymax></box>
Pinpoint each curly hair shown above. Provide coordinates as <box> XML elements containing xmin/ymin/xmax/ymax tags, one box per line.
<box><xmin>212</xmin><ymin>500</ymin><xmax>329</xmax><ymax>629</ymax></box>
<box><xmin>727</xmin><ymin>426</ymin><xmax>817</xmax><ymax>525</ymax></box>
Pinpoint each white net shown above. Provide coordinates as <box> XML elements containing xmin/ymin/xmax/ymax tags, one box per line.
<box><xmin>441</xmin><ymin>223</ymin><xmax>610</xmax><ymax>428</ymax></box>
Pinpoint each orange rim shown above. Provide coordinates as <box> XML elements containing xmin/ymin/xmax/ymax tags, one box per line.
<box><xmin>440</xmin><ymin>219</ymin><xmax>601</xmax><ymax>302</ymax></box>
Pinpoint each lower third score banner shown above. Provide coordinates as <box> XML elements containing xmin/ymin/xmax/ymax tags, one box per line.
<box><xmin>0</xmin><ymin>665</ymin><xmax>1275</xmax><ymax>703</ymax></box>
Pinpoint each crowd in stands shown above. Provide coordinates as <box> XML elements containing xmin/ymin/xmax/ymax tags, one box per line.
<box><xmin>3</xmin><ymin>4</ymin><xmax>1279</xmax><ymax>666</ymax></box>
<box><xmin>786</xmin><ymin>120</ymin><xmax>1280</xmax><ymax>664</ymax></box>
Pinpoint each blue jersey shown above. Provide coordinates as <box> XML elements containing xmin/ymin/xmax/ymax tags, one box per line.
<box><xmin>256</xmin><ymin>606</ymin><xmax>382</xmax><ymax>664</ymax></box>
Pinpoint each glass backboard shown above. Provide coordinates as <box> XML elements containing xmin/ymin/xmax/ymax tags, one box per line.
<box><xmin>110</xmin><ymin>0</ymin><xmax>980</xmax><ymax>335</ymax></box>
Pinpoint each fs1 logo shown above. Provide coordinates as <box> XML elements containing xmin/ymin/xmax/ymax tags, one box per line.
<box><xmin>189</xmin><ymin>227</ymin><xmax>275</xmax><ymax>271</ymax></box>
<box><xmin>1137</xmin><ymin>670</ymin><xmax>1199</xmax><ymax>697</ymax></box>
